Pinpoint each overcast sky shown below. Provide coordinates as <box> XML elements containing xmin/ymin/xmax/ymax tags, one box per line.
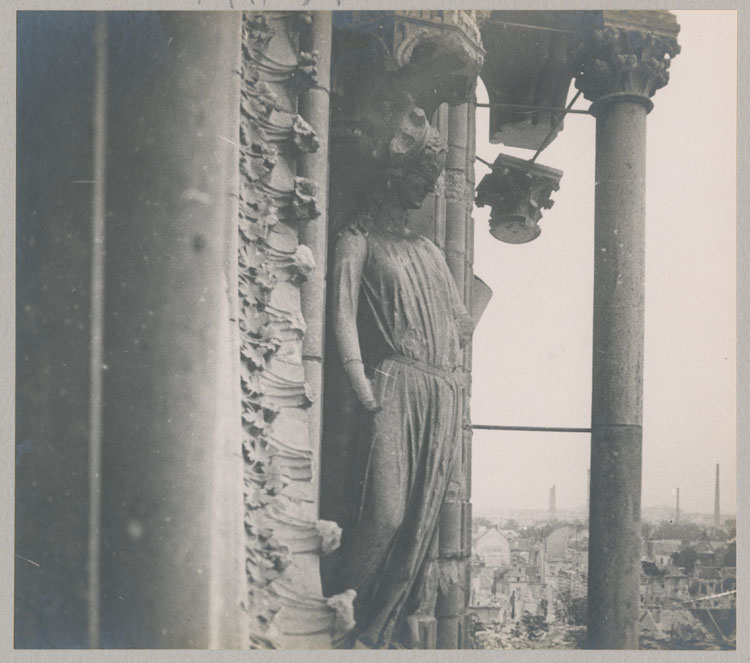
<box><xmin>470</xmin><ymin>10</ymin><xmax>737</xmax><ymax>516</ymax></box>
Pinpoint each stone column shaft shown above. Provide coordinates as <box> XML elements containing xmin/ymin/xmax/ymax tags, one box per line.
<box><xmin>299</xmin><ymin>12</ymin><xmax>332</xmax><ymax>506</ymax></box>
<box><xmin>445</xmin><ymin>103</ymin><xmax>468</xmax><ymax>293</ymax></box>
<box><xmin>434</xmin><ymin>103</ymin><xmax>450</xmax><ymax>250</ymax></box>
<box><xmin>436</xmin><ymin>100</ymin><xmax>472</xmax><ymax>650</ymax></box>
<box><xmin>576</xmin><ymin>14</ymin><xmax>680</xmax><ymax>649</ymax></box>
<box><xmin>99</xmin><ymin>12</ymin><xmax>244</xmax><ymax>648</ymax></box>
<box><xmin>16</xmin><ymin>12</ymin><xmax>100</xmax><ymax>648</ymax></box>
<box><xmin>587</xmin><ymin>97</ymin><xmax>648</xmax><ymax>650</ymax></box>
<box><xmin>460</xmin><ymin>97</ymin><xmax>477</xmax><ymax>646</ymax></box>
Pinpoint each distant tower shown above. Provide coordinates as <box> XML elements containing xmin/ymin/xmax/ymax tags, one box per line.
<box><xmin>714</xmin><ymin>464</ymin><xmax>720</xmax><ymax>526</ymax></box>
<box><xmin>549</xmin><ymin>484</ymin><xmax>556</xmax><ymax>520</ymax></box>
<box><xmin>675</xmin><ymin>487</ymin><xmax>680</xmax><ymax>524</ymax></box>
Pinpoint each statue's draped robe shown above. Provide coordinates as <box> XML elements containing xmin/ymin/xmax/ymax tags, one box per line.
<box><xmin>331</xmin><ymin>223</ymin><xmax>472</xmax><ymax>647</ymax></box>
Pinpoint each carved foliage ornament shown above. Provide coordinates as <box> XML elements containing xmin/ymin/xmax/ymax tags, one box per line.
<box><xmin>475</xmin><ymin>154</ymin><xmax>562</xmax><ymax>244</ymax></box>
<box><xmin>239</xmin><ymin>12</ymin><xmax>346</xmax><ymax>648</ymax></box>
<box><xmin>572</xmin><ymin>24</ymin><xmax>681</xmax><ymax>102</ymax></box>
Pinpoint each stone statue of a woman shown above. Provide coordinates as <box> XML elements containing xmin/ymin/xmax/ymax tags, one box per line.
<box><xmin>329</xmin><ymin>106</ymin><xmax>474</xmax><ymax>648</ymax></box>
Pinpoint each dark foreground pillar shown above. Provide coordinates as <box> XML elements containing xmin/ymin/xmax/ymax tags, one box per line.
<box><xmin>574</xmin><ymin>12</ymin><xmax>680</xmax><ymax>649</ymax></box>
<box><xmin>99</xmin><ymin>12</ymin><xmax>244</xmax><ymax>648</ymax></box>
<box><xmin>16</xmin><ymin>12</ymin><xmax>100</xmax><ymax>648</ymax></box>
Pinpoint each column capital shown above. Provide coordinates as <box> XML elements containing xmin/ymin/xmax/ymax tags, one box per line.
<box><xmin>475</xmin><ymin>153</ymin><xmax>562</xmax><ymax>244</ymax></box>
<box><xmin>573</xmin><ymin>11</ymin><xmax>680</xmax><ymax>109</ymax></box>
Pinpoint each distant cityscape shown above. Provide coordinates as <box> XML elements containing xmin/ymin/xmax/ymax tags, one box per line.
<box><xmin>472</xmin><ymin>504</ymin><xmax>736</xmax><ymax>528</ymax></box>
<box><xmin>469</xmin><ymin>464</ymin><xmax>736</xmax><ymax>650</ymax></box>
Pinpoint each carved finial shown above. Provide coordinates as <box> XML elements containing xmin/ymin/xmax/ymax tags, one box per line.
<box><xmin>315</xmin><ymin>519</ymin><xmax>343</xmax><ymax>555</ymax></box>
<box><xmin>327</xmin><ymin>589</ymin><xmax>357</xmax><ymax>641</ymax></box>
<box><xmin>292</xmin><ymin>177</ymin><xmax>320</xmax><ymax>222</ymax></box>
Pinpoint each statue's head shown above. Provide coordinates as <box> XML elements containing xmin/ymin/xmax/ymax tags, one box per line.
<box><xmin>383</xmin><ymin>106</ymin><xmax>447</xmax><ymax>209</ymax></box>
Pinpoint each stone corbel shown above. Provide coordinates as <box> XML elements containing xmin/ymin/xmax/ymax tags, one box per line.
<box><xmin>477</xmin><ymin>11</ymin><xmax>588</xmax><ymax>150</ymax></box>
<box><xmin>475</xmin><ymin>153</ymin><xmax>562</xmax><ymax>244</ymax></box>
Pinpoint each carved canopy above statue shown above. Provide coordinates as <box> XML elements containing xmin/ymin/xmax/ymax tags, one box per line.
<box><xmin>332</xmin><ymin>10</ymin><xmax>485</xmax><ymax>117</ymax></box>
<box><xmin>328</xmin><ymin>10</ymin><xmax>485</xmax><ymax>231</ymax></box>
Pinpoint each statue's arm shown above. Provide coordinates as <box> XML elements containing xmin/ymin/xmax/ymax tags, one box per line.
<box><xmin>332</xmin><ymin>229</ymin><xmax>380</xmax><ymax>412</ymax></box>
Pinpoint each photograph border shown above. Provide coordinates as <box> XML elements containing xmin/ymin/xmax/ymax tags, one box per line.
<box><xmin>2</xmin><ymin>1</ymin><xmax>745</xmax><ymax>661</ymax></box>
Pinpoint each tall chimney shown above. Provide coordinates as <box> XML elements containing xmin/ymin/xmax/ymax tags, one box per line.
<box><xmin>714</xmin><ymin>464</ymin><xmax>720</xmax><ymax>527</ymax></box>
<box><xmin>675</xmin><ymin>487</ymin><xmax>680</xmax><ymax>524</ymax></box>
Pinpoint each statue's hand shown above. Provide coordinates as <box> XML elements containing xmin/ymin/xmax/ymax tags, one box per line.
<box><xmin>343</xmin><ymin>359</ymin><xmax>381</xmax><ymax>413</ymax></box>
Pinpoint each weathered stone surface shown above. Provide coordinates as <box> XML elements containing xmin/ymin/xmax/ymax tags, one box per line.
<box><xmin>95</xmin><ymin>12</ymin><xmax>246</xmax><ymax>649</ymax></box>
<box><xmin>322</xmin><ymin>18</ymin><xmax>483</xmax><ymax>569</ymax></box>
<box><xmin>332</xmin><ymin>11</ymin><xmax>484</xmax><ymax>116</ymax></box>
<box><xmin>405</xmin><ymin>614</ymin><xmax>438</xmax><ymax>649</ymax></box>
<box><xmin>239</xmin><ymin>11</ymin><xmax>338</xmax><ymax>649</ymax></box>
<box><xmin>588</xmin><ymin>424</ymin><xmax>643</xmax><ymax>648</ymax></box>
<box><xmin>478</xmin><ymin>11</ymin><xmax>592</xmax><ymax>149</ymax></box>
<box><xmin>322</xmin><ymin>99</ymin><xmax>473</xmax><ymax>649</ymax></box>
<box><xmin>577</xmin><ymin>11</ymin><xmax>680</xmax><ymax>650</ymax></box>
<box><xmin>325</xmin><ymin>10</ymin><xmax>484</xmax><ymax>238</ymax></box>
<box><xmin>572</xmin><ymin>10</ymin><xmax>680</xmax><ymax>104</ymax></box>
<box><xmin>16</xmin><ymin>12</ymin><xmax>98</xmax><ymax>647</ymax></box>
<box><xmin>475</xmin><ymin>153</ymin><xmax>562</xmax><ymax>244</ymax></box>
<box><xmin>439</xmin><ymin>501</ymin><xmax>463</xmax><ymax>559</ymax></box>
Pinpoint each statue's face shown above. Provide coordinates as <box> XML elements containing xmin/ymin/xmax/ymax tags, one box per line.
<box><xmin>394</xmin><ymin>170</ymin><xmax>437</xmax><ymax>209</ymax></box>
